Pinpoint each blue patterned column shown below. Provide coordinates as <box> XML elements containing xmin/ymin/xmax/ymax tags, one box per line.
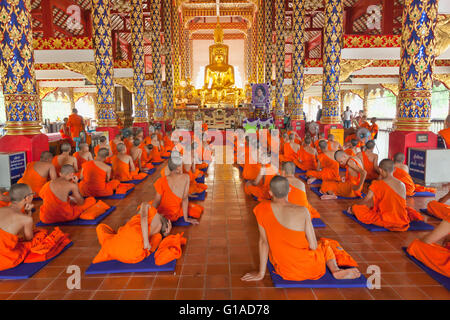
<box><xmin>163</xmin><ymin>0</ymin><xmax>174</xmax><ymax>120</ymax></box>
<box><xmin>264</xmin><ymin>0</ymin><xmax>273</xmax><ymax>83</ymax></box>
<box><xmin>291</xmin><ymin>0</ymin><xmax>305</xmax><ymax>120</ymax></box>
<box><xmin>151</xmin><ymin>0</ymin><xmax>164</xmax><ymax>121</ymax></box>
<box><xmin>0</xmin><ymin>0</ymin><xmax>41</xmax><ymax>135</ymax></box>
<box><xmin>395</xmin><ymin>0</ymin><xmax>438</xmax><ymax>131</ymax></box>
<box><xmin>131</xmin><ymin>0</ymin><xmax>147</xmax><ymax>125</ymax></box>
<box><xmin>257</xmin><ymin>0</ymin><xmax>265</xmax><ymax>83</ymax></box>
<box><xmin>321</xmin><ymin>0</ymin><xmax>343</xmax><ymax>124</ymax></box>
<box><xmin>172</xmin><ymin>0</ymin><xmax>180</xmax><ymax>87</ymax></box>
<box><xmin>274</xmin><ymin>0</ymin><xmax>285</xmax><ymax>122</ymax></box>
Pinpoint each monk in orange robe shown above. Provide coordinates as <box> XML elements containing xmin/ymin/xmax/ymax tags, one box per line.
<box><xmin>297</xmin><ymin>136</ymin><xmax>318</xmax><ymax>171</ymax></box>
<box><xmin>152</xmin><ymin>157</ymin><xmax>202</xmax><ymax>224</ymax></box>
<box><xmin>0</xmin><ymin>184</ymin><xmax>71</xmax><ymax>271</ymax></box>
<box><xmin>359</xmin><ymin>116</ymin><xmax>370</xmax><ymax>130</ymax></box>
<box><xmin>242</xmin><ymin>140</ymin><xmax>261</xmax><ymax>181</ymax></box>
<box><xmin>438</xmin><ymin>115</ymin><xmax>450</xmax><ymax>148</ymax></box>
<box><xmin>314</xmin><ymin>133</ymin><xmax>328</xmax><ymax>153</ymax></box>
<box><xmin>393</xmin><ymin>153</ymin><xmax>436</xmax><ymax>196</ymax></box>
<box><xmin>93</xmin><ymin>202</ymin><xmax>171</xmax><ymax>264</ymax></box>
<box><xmin>111</xmin><ymin>143</ymin><xmax>147</xmax><ymax>182</ymax></box>
<box><xmin>139</xmin><ymin>144</ymin><xmax>155</xmax><ymax>170</ymax></box>
<box><xmin>123</xmin><ymin>135</ymin><xmax>134</xmax><ymax>155</ymax></box>
<box><xmin>356</xmin><ymin>140</ymin><xmax>379</xmax><ymax>181</ymax></box>
<box><xmin>18</xmin><ymin>151</ymin><xmax>57</xmax><ymax>197</ymax></box>
<box><xmin>407</xmin><ymin>214</ymin><xmax>449</xmax><ymax>277</ymax></box>
<box><xmin>306</xmin><ymin>140</ymin><xmax>341</xmax><ymax>184</ymax></box>
<box><xmin>241</xmin><ymin>176</ymin><xmax>361</xmax><ymax>282</ymax></box>
<box><xmin>67</xmin><ymin>108</ymin><xmax>84</xmax><ymax>141</ymax></box>
<box><xmin>281</xmin><ymin>162</ymin><xmax>320</xmax><ymax>219</ymax></box>
<box><xmin>59</xmin><ymin>117</ymin><xmax>74</xmax><ymax>146</ymax></box>
<box><xmin>52</xmin><ymin>143</ymin><xmax>78</xmax><ymax>175</ymax></box>
<box><xmin>244</xmin><ymin>153</ymin><xmax>279</xmax><ymax>201</ymax></box>
<box><xmin>0</xmin><ymin>191</ymin><xmax>10</xmax><ymax>208</ymax></box>
<box><xmin>39</xmin><ymin>165</ymin><xmax>108</xmax><ymax>224</ymax></box>
<box><xmin>94</xmin><ymin>136</ymin><xmax>113</xmax><ymax>160</ymax></box>
<box><xmin>368</xmin><ymin>117</ymin><xmax>379</xmax><ymax>140</ymax></box>
<box><xmin>349</xmin><ymin>159</ymin><xmax>424</xmax><ymax>231</ymax></box>
<box><xmin>344</xmin><ymin>139</ymin><xmax>360</xmax><ymax>156</ymax></box>
<box><xmin>163</xmin><ymin>129</ymin><xmax>175</xmax><ymax>152</ymax></box>
<box><xmin>73</xmin><ymin>143</ymin><xmax>93</xmax><ymax>171</ymax></box>
<box><xmin>149</xmin><ymin>133</ymin><xmax>167</xmax><ymax>163</ymax></box>
<box><xmin>110</xmin><ymin>133</ymin><xmax>123</xmax><ymax>155</ymax></box>
<box><xmin>320</xmin><ymin>151</ymin><xmax>367</xmax><ymax>199</ymax></box>
<box><xmin>426</xmin><ymin>189</ymin><xmax>450</xmax><ymax>220</ymax></box>
<box><xmin>79</xmin><ymin>148</ymin><xmax>125</xmax><ymax>197</ymax></box>
<box><xmin>182</xmin><ymin>147</ymin><xmax>208</xmax><ymax>195</ymax></box>
<box><xmin>281</xmin><ymin>133</ymin><xmax>302</xmax><ymax>169</ymax></box>
<box><xmin>345</xmin><ymin>133</ymin><xmax>364</xmax><ymax>148</ymax></box>
<box><xmin>327</xmin><ymin>134</ymin><xmax>342</xmax><ymax>152</ymax></box>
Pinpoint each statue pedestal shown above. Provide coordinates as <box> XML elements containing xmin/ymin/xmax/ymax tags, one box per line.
<box><xmin>388</xmin><ymin>131</ymin><xmax>437</xmax><ymax>162</ymax></box>
<box><xmin>96</xmin><ymin>127</ymin><xmax>120</xmax><ymax>140</ymax></box>
<box><xmin>0</xmin><ymin>134</ymin><xmax>49</xmax><ymax>163</ymax></box>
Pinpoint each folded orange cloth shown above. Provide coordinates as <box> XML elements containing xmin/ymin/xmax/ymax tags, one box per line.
<box><xmin>154</xmin><ymin>233</ymin><xmax>187</xmax><ymax>266</ymax></box>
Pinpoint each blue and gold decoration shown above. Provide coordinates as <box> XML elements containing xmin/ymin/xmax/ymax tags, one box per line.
<box><xmin>163</xmin><ymin>0</ymin><xmax>174</xmax><ymax>120</ymax></box>
<box><xmin>291</xmin><ymin>0</ymin><xmax>305</xmax><ymax>121</ymax></box>
<box><xmin>151</xmin><ymin>0</ymin><xmax>164</xmax><ymax>120</ymax></box>
<box><xmin>264</xmin><ymin>0</ymin><xmax>273</xmax><ymax>84</ymax></box>
<box><xmin>91</xmin><ymin>0</ymin><xmax>117</xmax><ymax>127</ymax></box>
<box><xmin>395</xmin><ymin>0</ymin><xmax>438</xmax><ymax>131</ymax></box>
<box><xmin>274</xmin><ymin>0</ymin><xmax>285</xmax><ymax>121</ymax></box>
<box><xmin>321</xmin><ymin>0</ymin><xmax>343</xmax><ymax>124</ymax></box>
<box><xmin>257</xmin><ymin>0</ymin><xmax>265</xmax><ymax>83</ymax></box>
<box><xmin>172</xmin><ymin>0</ymin><xmax>180</xmax><ymax>87</ymax></box>
<box><xmin>0</xmin><ymin>0</ymin><xmax>41</xmax><ymax>135</ymax></box>
<box><xmin>131</xmin><ymin>0</ymin><xmax>147</xmax><ymax>124</ymax></box>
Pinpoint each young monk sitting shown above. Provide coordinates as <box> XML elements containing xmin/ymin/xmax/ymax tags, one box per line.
<box><xmin>314</xmin><ymin>133</ymin><xmax>328</xmax><ymax>152</ymax></box>
<box><xmin>52</xmin><ymin>143</ymin><xmax>78</xmax><ymax>175</ymax></box>
<box><xmin>93</xmin><ymin>202</ymin><xmax>171</xmax><ymax>264</ymax></box>
<box><xmin>94</xmin><ymin>136</ymin><xmax>112</xmax><ymax>159</ymax></box>
<box><xmin>305</xmin><ymin>140</ymin><xmax>341</xmax><ymax>185</ymax></box>
<box><xmin>327</xmin><ymin>134</ymin><xmax>342</xmax><ymax>152</ymax></box>
<box><xmin>356</xmin><ymin>140</ymin><xmax>380</xmax><ymax>181</ymax></box>
<box><xmin>348</xmin><ymin>159</ymin><xmax>424</xmax><ymax>231</ymax></box>
<box><xmin>281</xmin><ymin>133</ymin><xmax>302</xmax><ymax>168</ymax></box>
<box><xmin>149</xmin><ymin>133</ymin><xmax>167</xmax><ymax>163</ymax></box>
<box><xmin>183</xmin><ymin>146</ymin><xmax>208</xmax><ymax>196</ymax></box>
<box><xmin>152</xmin><ymin>157</ymin><xmax>202</xmax><ymax>225</ymax></box>
<box><xmin>241</xmin><ymin>176</ymin><xmax>361</xmax><ymax>282</ymax></box>
<box><xmin>79</xmin><ymin>148</ymin><xmax>129</xmax><ymax>198</ymax></box>
<box><xmin>407</xmin><ymin>218</ymin><xmax>449</xmax><ymax>277</ymax></box>
<box><xmin>18</xmin><ymin>151</ymin><xmax>57</xmax><ymax>197</ymax></box>
<box><xmin>39</xmin><ymin>165</ymin><xmax>109</xmax><ymax>224</ymax></box>
<box><xmin>0</xmin><ymin>184</ymin><xmax>71</xmax><ymax>271</ymax></box>
<box><xmin>393</xmin><ymin>153</ymin><xmax>436</xmax><ymax>196</ymax></box>
<box><xmin>242</xmin><ymin>139</ymin><xmax>261</xmax><ymax>180</ymax></box>
<box><xmin>320</xmin><ymin>150</ymin><xmax>367</xmax><ymax>200</ymax></box>
<box><xmin>297</xmin><ymin>136</ymin><xmax>318</xmax><ymax>171</ymax></box>
<box><xmin>344</xmin><ymin>139</ymin><xmax>360</xmax><ymax>156</ymax></box>
<box><xmin>281</xmin><ymin>162</ymin><xmax>320</xmax><ymax>219</ymax></box>
<box><xmin>140</xmin><ymin>144</ymin><xmax>155</xmax><ymax>171</ymax></box>
<box><xmin>110</xmin><ymin>132</ymin><xmax>124</xmax><ymax>155</ymax></box>
<box><xmin>73</xmin><ymin>143</ymin><xmax>93</xmax><ymax>171</ymax></box>
<box><xmin>130</xmin><ymin>139</ymin><xmax>145</xmax><ymax>172</ymax></box>
<box><xmin>111</xmin><ymin>143</ymin><xmax>147</xmax><ymax>182</ymax></box>
<box><xmin>244</xmin><ymin>152</ymin><xmax>279</xmax><ymax>201</ymax></box>
<box><xmin>163</xmin><ymin>129</ymin><xmax>175</xmax><ymax>152</ymax></box>
<box><xmin>426</xmin><ymin>188</ymin><xmax>449</xmax><ymax>220</ymax></box>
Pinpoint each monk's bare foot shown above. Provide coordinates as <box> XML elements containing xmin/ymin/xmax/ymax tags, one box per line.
<box><xmin>347</xmin><ymin>206</ymin><xmax>354</xmax><ymax>214</ymax></box>
<box><xmin>332</xmin><ymin>268</ymin><xmax>361</xmax><ymax>280</ymax></box>
<box><xmin>307</xmin><ymin>178</ymin><xmax>316</xmax><ymax>185</ymax></box>
<box><xmin>321</xmin><ymin>194</ymin><xmax>337</xmax><ymax>200</ymax></box>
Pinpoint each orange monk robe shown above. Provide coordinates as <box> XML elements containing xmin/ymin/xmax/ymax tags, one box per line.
<box><xmin>254</xmin><ymin>201</ymin><xmax>356</xmax><ymax>281</ymax></box>
<box><xmin>361</xmin><ymin>151</ymin><xmax>379</xmax><ymax>180</ymax></box>
<box><xmin>306</xmin><ymin>153</ymin><xmax>341</xmax><ymax>182</ymax></box>
<box><xmin>93</xmin><ymin>207</ymin><xmax>163</xmax><ymax>264</ymax></box>
<box><xmin>439</xmin><ymin>128</ymin><xmax>450</xmax><ymax>148</ymax></box>
<box><xmin>154</xmin><ymin>233</ymin><xmax>187</xmax><ymax>266</ymax></box>
<box><xmin>153</xmin><ymin>176</ymin><xmax>204</xmax><ymax>222</ymax></box>
<box><xmin>369</xmin><ymin>123</ymin><xmax>378</xmax><ymax>139</ymax></box>
<box><xmin>360</xmin><ymin>121</ymin><xmax>370</xmax><ymax>130</ymax></box>
<box><xmin>345</xmin><ymin>134</ymin><xmax>364</xmax><ymax>148</ymax></box>
<box><xmin>123</xmin><ymin>138</ymin><xmax>133</xmax><ymax>154</ymax></box>
<box><xmin>73</xmin><ymin>152</ymin><xmax>89</xmax><ymax>171</ymax></box>
<box><xmin>163</xmin><ymin>135</ymin><xmax>174</xmax><ymax>151</ymax></box>
<box><xmin>352</xmin><ymin>180</ymin><xmax>423</xmax><ymax>231</ymax></box>
<box><xmin>51</xmin><ymin>157</ymin><xmax>62</xmax><ymax>175</ymax></box>
<box><xmin>297</xmin><ymin>147</ymin><xmax>317</xmax><ymax>171</ymax></box>
<box><xmin>393</xmin><ymin>167</ymin><xmax>436</xmax><ymax>196</ymax></box>
<box><xmin>426</xmin><ymin>201</ymin><xmax>450</xmax><ymax>221</ymax></box>
<box><xmin>281</xmin><ymin>143</ymin><xmax>302</xmax><ymax>169</ymax></box>
<box><xmin>79</xmin><ymin>161</ymin><xmax>121</xmax><ymax>197</ymax></box>
<box><xmin>345</xmin><ymin>148</ymin><xmax>356</xmax><ymax>156</ymax></box>
<box><xmin>186</xmin><ymin>170</ymin><xmax>208</xmax><ymax>195</ymax></box>
<box><xmin>111</xmin><ymin>156</ymin><xmax>147</xmax><ymax>182</ymax></box>
<box><xmin>17</xmin><ymin>162</ymin><xmax>49</xmax><ymax>197</ymax></box>
<box><xmin>288</xmin><ymin>184</ymin><xmax>320</xmax><ymax>218</ymax></box>
<box><xmin>244</xmin><ymin>165</ymin><xmax>278</xmax><ymax>201</ymax></box>
<box><xmin>314</xmin><ymin>140</ymin><xmax>331</xmax><ymax>154</ymax></box>
<box><xmin>67</xmin><ymin>114</ymin><xmax>83</xmax><ymax>139</ymax></box>
<box><xmin>0</xmin><ymin>227</ymin><xmax>71</xmax><ymax>271</ymax></box>
<box><xmin>320</xmin><ymin>158</ymin><xmax>364</xmax><ymax>198</ymax></box>
<box><xmin>110</xmin><ymin>140</ymin><xmax>119</xmax><ymax>155</ymax></box>
<box><xmin>287</xmin><ymin>131</ymin><xmax>301</xmax><ymax>145</ymax></box>
<box><xmin>150</xmin><ymin>146</ymin><xmax>164</xmax><ymax>163</ymax></box>
<box><xmin>138</xmin><ymin>145</ymin><xmax>155</xmax><ymax>170</ymax></box>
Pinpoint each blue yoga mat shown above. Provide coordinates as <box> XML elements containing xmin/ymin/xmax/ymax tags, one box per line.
<box><xmin>123</xmin><ymin>174</ymin><xmax>149</xmax><ymax>185</ymax></box>
<box><xmin>342</xmin><ymin>210</ymin><xmax>435</xmax><ymax>232</ymax></box>
<box><xmin>85</xmin><ymin>252</ymin><xmax>176</xmax><ymax>275</ymax></box>
<box><xmin>409</xmin><ymin>191</ymin><xmax>436</xmax><ymax>198</ymax></box>
<box><xmin>0</xmin><ymin>242</ymin><xmax>73</xmax><ymax>280</ymax></box>
<box><xmin>97</xmin><ymin>187</ymin><xmax>135</xmax><ymax>200</ymax></box>
<box><xmin>152</xmin><ymin>161</ymin><xmax>163</xmax><ymax>166</ymax></box>
<box><xmin>267</xmin><ymin>260</ymin><xmax>368</xmax><ymax>288</ymax></box>
<box><xmin>420</xmin><ymin>208</ymin><xmax>442</xmax><ymax>221</ymax></box>
<box><xmin>189</xmin><ymin>190</ymin><xmax>206</xmax><ymax>201</ymax></box>
<box><xmin>312</xmin><ymin>218</ymin><xmax>326</xmax><ymax>228</ymax></box>
<box><xmin>298</xmin><ymin>174</ymin><xmax>322</xmax><ymax>185</ymax></box>
<box><xmin>295</xmin><ymin>167</ymin><xmax>306</xmax><ymax>174</ymax></box>
<box><xmin>195</xmin><ymin>176</ymin><xmax>205</xmax><ymax>184</ymax></box>
<box><xmin>36</xmin><ymin>206</ymin><xmax>117</xmax><ymax>227</ymax></box>
<box><xmin>172</xmin><ymin>216</ymin><xmax>199</xmax><ymax>227</ymax></box>
<box><xmin>162</xmin><ymin>156</ymin><xmax>170</xmax><ymax>160</ymax></box>
<box><xmin>144</xmin><ymin>168</ymin><xmax>156</xmax><ymax>175</ymax></box>
<box><xmin>402</xmin><ymin>247</ymin><xmax>450</xmax><ymax>291</ymax></box>
<box><xmin>311</xmin><ymin>187</ymin><xmax>366</xmax><ymax>200</ymax></box>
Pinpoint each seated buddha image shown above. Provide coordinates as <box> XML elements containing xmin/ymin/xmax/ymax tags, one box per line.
<box><xmin>204</xmin><ymin>48</ymin><xmax>235</xmax><ymax>91</ymax></box>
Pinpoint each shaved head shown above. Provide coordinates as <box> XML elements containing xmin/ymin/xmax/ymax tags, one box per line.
<box><xmin>334</xmin><ymin>150</ymin><xmax>346</xmax><ymax>161</ymax></box>
<box><xmin>60</xmin><ymin>164</ymin><xmax>75</xmax><ymax>175</ymax></box>
<box><xmin>79</xmin><ymin>143</ymin><xmax>89</xmax><ymax>150</ymax></box>
<box><xmin>97</xmin><ymin>148</ymin><xmax>110</xmax><ymax>159</ymax></box>
<box><xmin>40</xmin><ymin>151</ymin><xmax>53</xmax><ymax>161</ymax></box>
<box><xmin>318</xmin><ymin>140</ymin><xmax>328</xmax><ymax>151</ymax></box>
<box><xmin>270</xmin><ymin>175</ymin><xmax>290</xmax><ymax>199</ymax></box>
<box><xmin>379</xmin><ymin>159</ymin><xmax>394</xmax><ymax>173</ymax></box>
<box><xmin>168</xmin><ymin>156</ymin><xmax>182</xmax><ymax>171</ymax></box>
<box><xmin>133</xmin><ymin>139</ymin><xmax>141</xmax><ymax>147</ymax></box>
<box><xmin>99</xmin><ymin>136</ymin><xmax>107</xmax><ymax>143</ymax></box>
<box><xmin>393</xmin><ymin>152</ymin><xmax>405</xmax><ymax>163</ymax></box>
<box><xmin>304</xmin><ymin>136</ymin><xmax>311</xmax><ymax>145</ymax></box>
<box><xmin>282</xmin><ymin>162</ymin><xmax>295</xmax><ymax>175</ymax></box>
<box><xmin>61</xmin><ymin>143</ymin><xmax>71</xmax><ymax>153</ymax></box>
<box><xmin>116</xmin><ymin>143</ymin><xmax>126</xmax><ymax>153</ymax></box>
<box><xmin>328</xmin><ymin>134</ymin><xmax>334</xmax><ymax>141</ymax></box>
<box><xmin>366</xmin><ymin>140</ymin><xmax>375</xmax><ymax>150</ymax></box>
<box><xmin>10</xmin><ymin>183</ymin><xmax>32</xmax><ymax>202</ymax></box>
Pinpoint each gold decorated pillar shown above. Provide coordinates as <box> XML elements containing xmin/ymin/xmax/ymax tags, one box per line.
<box><xmin>150</xmin><ymin>0</ymin><xmax>164</xmax><ymax>121</ymax></box>
<box><xmin>163</xmin><ymin>0</ymin><xmax>174</xmax><ymax>120</ymax></box>
<box><xmin>256</xmin><ymin>0</ymin><xmax>265</xmax><ymax>83</ymax></box>
<box><xmin>264</xmin><ymin>0</ymin><xmax>273</xmax><ymax>83</ymax></box>
<box><xmin>172</xmin><ymin>0</ymin><xmax>181</xmax><ymax>87</ymax></box>
<box><xmin>274</xmin><ymin>0</ymin><xmax>285</xmax><ymax>126</ymax></box>
<box><xmin>291</xmin><ymin>0</ymin><xmax>306</xmax><ymax>124</ymax></box>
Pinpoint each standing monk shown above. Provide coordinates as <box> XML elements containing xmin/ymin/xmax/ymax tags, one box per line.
<box><xmin>368</xmin><ymin>117</ymin><xmax>378</xmax><ymax>140</ymax></box>
<box><xmin>356</xmin><ymin>140</ymin><xmax>379</xmax><ymax>181</ymax></box>
<box><xmin>392</xmin><ymin>153</ymin><xmax>436</xmax><ymax>196</ymax></box>
<box><xmin>320</xmin><ymin>151</ymin><xmax>367</xmax><ymax>200</ymax></box>
<box><xmin>18</xmin><ymin>151</ymin><xmax>57</xmax><ymax>197</ymax></box>
<box><xmin>242</xmin><ymin>176</ymin><xmax>361</xmax><ymax>282</ymax></box>
<box><xmin>297</xmin><ymin>136</ymin><xmax>318</xmax><ymax>171</ymax></box>
<box><xmin>66</xmin><ymin>108</ymin><xmax>85</xmax><ymax>151</ymax></box>
<box><xmin>306</xmin><ymin>140</ymin><xmax>341</xmax><ymax>184</ymax></box>
<box><xmin>52</xmin><ymin>143</ymin><xmax>78</xmax><ymax>175</ymax></box>
<box><xmin>349</xmin><ymin>159</ymin><xmax>423</xmax><ymax>231</ymax></box>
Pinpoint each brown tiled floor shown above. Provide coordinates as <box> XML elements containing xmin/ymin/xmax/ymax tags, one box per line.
<box><xmin>0</xmin><ymin>156</ymin><xmax>449</xmax><ymax>300</ymax></box>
